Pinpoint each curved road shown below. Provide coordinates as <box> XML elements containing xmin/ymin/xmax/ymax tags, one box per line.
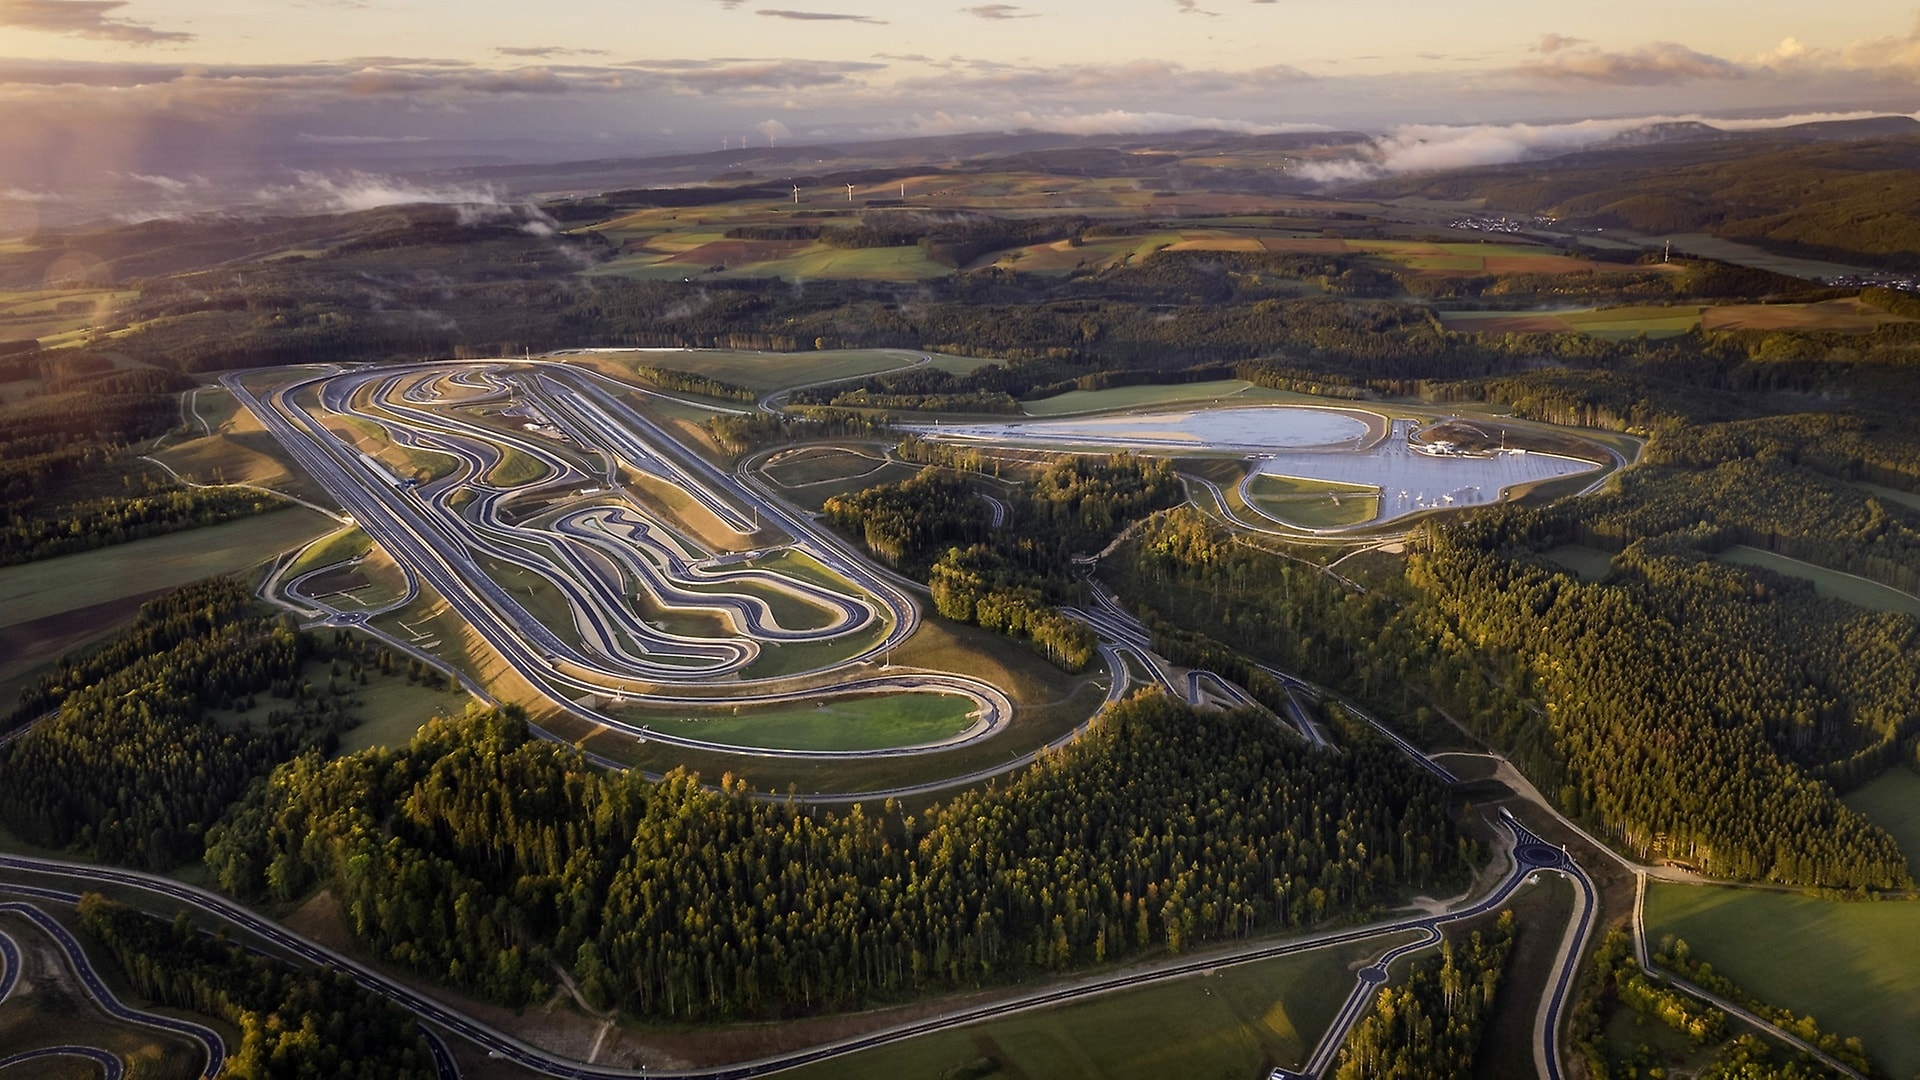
<box><xmin>2</xmin><ymin>818</ymin><xmax>1569</xmax><ymax>1080</ymax></box>
<box><xmin>0</xmin><ymin>901</ymin><xmax>224</xmax><ymax>1079</ymax></box>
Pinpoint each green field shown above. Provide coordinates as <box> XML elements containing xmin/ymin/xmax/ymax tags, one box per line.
<box><xmin>1021</xmin><ymin>379</ymin><xmax>1264</xmax><ymax>417</ymax></box>
<box><xmin>762</xmin><ymin>445</ymin><xmax>896</xmax><ymax>488</ymax></box>
<box><xmin>637</xmin><ymin>691</ymin><xmax>979</xmax><ymax>752</ymax></box>
<box><xmin>0</xmin><ymin>507</ymin><xmax>333</xmax><ymax>629</ymax></box>
<box><xmin>287</xmin><ymin>524</ymin><xmax>372</xmax><ymax>577</ymax></box>
<box><xmin>1842</xmin><ymin>768</ymin><xmax>1920</xmax><ymax>874</ymax></box>
<box><xmin>584</xmin><ymin>348</ymin><xmax>927</xmax><ymax>395</ymax></box>
<box><xmin>1541</xmin><ymin>543</ymin><xmax>1615</xmax><ymax>581</ymax></box>
<box><xmin>1245</xmin><ymin>474</ymin><xmax>1380</xmax><ymax>529</ymax></box>
<box><xmin>487</xmin><ymin>446</ymin><xmax>553</xmax><ymax>487</ymax></box>
<box><xmin>1854</xmin><ymin>481</ymin><xmax>1920</xmax><ymax>513</ymax></box>
<box><xmin>1644</xmin><ymin>883</ymin><xmax>1920</xmax><ymax>1078</ymax></box>
<box><xmin>1716</xmin><ymin>545</ymin><xmax>1920</xmax><ymax>619</ymax></box>
<box><xmin>329</xmin><ymin>669</ymin><xmax>464</xmax><ymax>756</ymax></box>
<box><xmin>784</xmin><ymin>936</ymin><xmax>1404</xmax><ymax>1080</ymax></box>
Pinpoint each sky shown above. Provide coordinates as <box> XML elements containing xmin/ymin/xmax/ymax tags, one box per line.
<box><xmin>1</xmin><ymin>0</ymin><xmax>1918</xmax><ymax>201</ymax></box>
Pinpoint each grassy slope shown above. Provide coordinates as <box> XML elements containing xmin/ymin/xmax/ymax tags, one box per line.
<box><xmin>1716</xmin><ymin>545</ymin><xmax>1920</xmax><ymax>619</ymax></box>
<box><xmin>783</xmin><ymin>937</ymin><xmax>1401</xmax><ymax>1080</ymax></box>
<box><xmin>1644</xmin><ymin>883</ymin><xmax>1920</xmax><ymax>1078</ymax></box>
<box><xmin>1842</xmin><ymin>769</ymin><xmax>1920</xmax><ymax>876</ymax></box>
<box><xmin>639</xmin><ymin>692</ymin><xmax>979</xmax><ymax>753</ymax></box>
<box><xmin>0</xmin><ymin>508</ymin><xmax>332</xmax><ymax>629</ymax></box>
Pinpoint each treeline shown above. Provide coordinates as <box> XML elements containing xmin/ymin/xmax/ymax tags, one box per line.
<box><xmin>204</xmin><ymin>698</ymin><xmax>1472</xmax><ymax>1019</ymax></box>
<box><xmin>929</xmin><ymin>545</ymin><xmax>1099</xmax><ymax>671</ymax></box>
<box><xmin>0</xmin><ymin>484</ymin><xmax>282</xmax><ymax>567</ymax></box>
<box><xmin>631</xmin><ymin>364</ymin><xmax>756</xmax><ymax>402</ymax></box>
<box><xmin>701</xmin><ymin>406</ymin><xmax>893</xmax><ymax>456</ymax></box>
<box><xmin>1571</xmin><ymin>929</ymin><xmax>1866</xmax><ymax>1079</ymax></box>
<box><xmin>1333</xmin><ymin>912</ymin><xmax>1515</xmax><ymax>1080</ymax></box>
<box><xmin>826</xmin><ymin>454</ymin><xmax>1181</xmax><ymax>670</ymax></box>
<box><xmin>0</xmin><ymin>579</ymin><xmax>437</xmax><ymax>869</ymax></box>
<box><xmin>78</xmin><ymin>895</ymin><xmax>434</xmax><ymax>1080</ymax></box>
<box><xmin>1109</xmin><ymin>506</ymin><xmax>1915</xmax><ymax>889</ymax></box>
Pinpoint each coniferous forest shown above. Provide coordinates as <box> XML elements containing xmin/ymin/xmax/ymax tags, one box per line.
<box><xmin>204</xmin><ymin>698</ymin><xmax>1471</xmax><ymax>1018</ymax></box>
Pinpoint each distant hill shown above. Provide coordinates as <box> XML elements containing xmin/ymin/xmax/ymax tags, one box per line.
<box><xmin>1351</xmin><ymin>123</ymin><xmax>1920</xmax><ymax>271</ymax></box>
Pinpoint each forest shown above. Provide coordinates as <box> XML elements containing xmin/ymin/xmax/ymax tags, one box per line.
<box><xmin>1108</xmin><ymin>506</ymin><xmax>1914</xmax><ymax>890</ymax></box>
<box><xmin>0</xmin><ymin>578</ymin><xmax>447</xmax><ymax>869</ymax></box>
<box><xmin>1332</xmin><ymin>912</ymin><xmax>1515</xmax><ymax>1080</ymax></box>
<box><xmin>203</xmin><ymin>697</ymin><xmax>1472</xmax><ymax>1018</ymax></box>
<box><xmin>78</xmin><ymin>894</ymin><xmax>434</xmax><ymax>1079</ymax></box>
<box><xmin>824</xmin><ymin>454</ymin><xmax>1180</xmax><ymax>670</ymax></box>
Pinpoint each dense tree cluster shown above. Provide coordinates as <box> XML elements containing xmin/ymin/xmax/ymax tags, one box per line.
<box><xmin>205</xmin><ymin>697</ymin><xmax>1471</xmax><ymax>1019</ymax></box>
<box><xmin>629</xmin><ymin>365</ymin><xmax>756</xmax><ymax>402</ymax></box>
<box><xmin>1111</xmin><ymin>507</ymin><xmax>1914</xmax><ymax>889</ymax></box>
<box><xmin>827</xmin><ymin>454</ymin><xmax>1179</xmax><ymax>668</ymax></box>
<box><xmin>1333</xmin><ymin>911</ymin><xmax>1515</xmax><ymax>1080</ymax></box>
<box><xmin>77</xmin><ymin>894</ymin><xmax>433</xmax><ymax>1080</ymax></box>
<box><xmin>0</xmin><ymin>580</ymin><xmax>432</xmax><ymax>869</ymax></box>
<box><xmin>0</xmin><ymin>484</ymin><xmax>283</xmax><ymax>566</ymax></box>
<box><xmin>929</xmin><ymin>545</ymin><xmax>1099</xmax><ymax>671</ymax></box>
<box><xmin>823</xmin><ymin>468</ymin><xmax>989</xmax><ymax>571</ymax></box>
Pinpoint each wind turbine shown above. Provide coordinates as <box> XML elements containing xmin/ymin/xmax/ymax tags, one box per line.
<box><xmin>792</xmin><ymin>184</ymin><xmax>800</xmax><ymax>205</ymax></box>
<box><xmin>847</xmin><ymin>183</ymin><xmax>855</xmax><ymax>202</ymax></box>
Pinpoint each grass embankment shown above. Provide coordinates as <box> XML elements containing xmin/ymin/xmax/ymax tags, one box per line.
<box><xmin>642</xmin><ymin>692</ymin><xmax>980</xmax><ymax>753</ymax></box>
<box><xmin>1245</xmin><ymin>474</ymin><xmax>1380</xmax><ymax>530</ymax></box>
<box><xmin>574</xmin><ymin>347</ymin><xmax>928</xmax><ymax>396</ymax></box>
<box><xmin>574</xmin><ymin>616</ymin><xmax>1107</xmax><ymax>796</ymax></box>
<box><xmin>1843</xmin><ymin>769</ymin><xmax>1920</xmax><ymax>878</ymax></box>
<box><xmin>1715</xmin><ymin>545</ymin><xmax>1920</xmax><ymax>619</ymax></box>
<box><xmin>783</xmin><ymin>936</ymin><xmax>1399</xmax><ymax>1080</ymax></box>
<box><xmin>1644</xmin><ymin>882</ymin><xmax>1920</xmax><ymax>1078</ymax></box>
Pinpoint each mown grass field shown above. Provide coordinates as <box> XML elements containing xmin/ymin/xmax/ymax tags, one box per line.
<box><xmin>1715</xmin><ymin>545</ymin><xmax>1920</xmax><ymax>619</ymax></box>
<box><xmin>1245</xmin><ymin>474</ymin><xmax>1380</xmax><ymax>530</ymax></box>
<box><xmin>1644</xmin><ymin>883</ymin><xmax>1920</xmax><ymax>1078</ymax></box>
<box><xmin>1440</xmin><ymin>298</ymin><xmax>1908</xmax><ymax>338</ymax></box>
<box><xmin>761</xmin><ymin>445</ymin><xmax>896</xmax><ymax>488</ymax></box>
<box><xmin>640</xmin><ymin>691</ymin><xmax>979</xmax><ymax>752</ymax></box>
<box><xmin>580</xmin><ymin>347</ymin><xmax>926</xmax><ymax>395</ymax></box>
<box><xmin>1842</xmin><ymin>768</ymin><xmax>1920</xmax><ymax>875</ymax></box>
<box><xmin>1020</xmin><ymin>379</ymin><xmax>1267</xmax><ymax>417</ymax></box>
<box><xmin>0</xmin><ymin>507</ymin><xmax>332</xmax><ymax>629</ymax></box>
<box><xmin>1541</xmin><ymin>543</ymin><xmax>1615</xmax><ymax>582</ymax></box>
<box><xmin>783</xmin><ymin>936</ymin><xmax>1403</xmax><ymax>1080</ymax></box>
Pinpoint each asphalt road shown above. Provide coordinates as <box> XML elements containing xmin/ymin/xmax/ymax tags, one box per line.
<box><xmin>0</xmin><ymin>900</ymin><xmax>224</xmax><ymax>1078</ymax></box>
<box><xmin>2</xmin><ymin>819</ymin><xmax>1574</xmax><ymax>1080</ymax></box>
<box><xmin>226</xmin><ymin>363</ymin><xmax>1013</xmax><ymax>759</ymax></box>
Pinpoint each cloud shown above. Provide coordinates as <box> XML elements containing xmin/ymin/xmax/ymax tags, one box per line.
<box><xmin>962</xmin><ymin>4</ymin><xmax>1033</xmax><ymax>18</ymax></box>
<box><xmin>755</xmin><ymin>8</ymin><xmax>886</xmax><ymax>23</ymax></box>
<box><xmin>1533</xmin><ymin>33</ymin><xmax>1587</xmax><ymax>55</ymax></box>
<box><xmin>1293</xmin><ymin>110</ymin><xmax>1920</xmax><ymax>182</ymax></box>
<box><xmin>495</xmin><ymin>46</ymin><xmax>608</xmax><ymax>59</ymax></box>
<box><xmin>754</xmin><ymin>118</ymin><xmax>792</xmax><ymax>144</ymax></box>
<box><xmin>907</xmin><ymin>108</ymin><xmax>1332</xmax><ymax>137</ymax></box>
<box><xmin>295</xmin><ymin>132</ymin><xmax>432</xmax><ymax>144</ymax></box>
<box><xmin>622</xmin><ymin>57</ymin><xmax>883</xmax><ymax>91</ymax></box>
<box><xmin>0</xmin><ymin>0</ymin><xmax>191</xmax><ymax>44</ymax></box>
<box><xmin>1172</xmin><ymin>0</ymin><xmax>1218</xmax><ymax>14</ymax></box>
<box><xmin>1513</xmin><ymin>42</ymin><xmax>1743</xmax><ymax>84</ymax></box>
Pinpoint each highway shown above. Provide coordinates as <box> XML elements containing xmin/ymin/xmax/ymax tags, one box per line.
<box><xmin>207</xmin><ymin>355</ymin><xmax>1602</xmax><ymax>1075</ymax></box>
<box><xmin>226</xmin><ymin>362</ymin><xmax>1013</xmax><ymax>759</ymax></box>
<box><xmin>0</xmin><ymin>813</ymin><xmax>1582</xmax><ymax>1080</ymax></box>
